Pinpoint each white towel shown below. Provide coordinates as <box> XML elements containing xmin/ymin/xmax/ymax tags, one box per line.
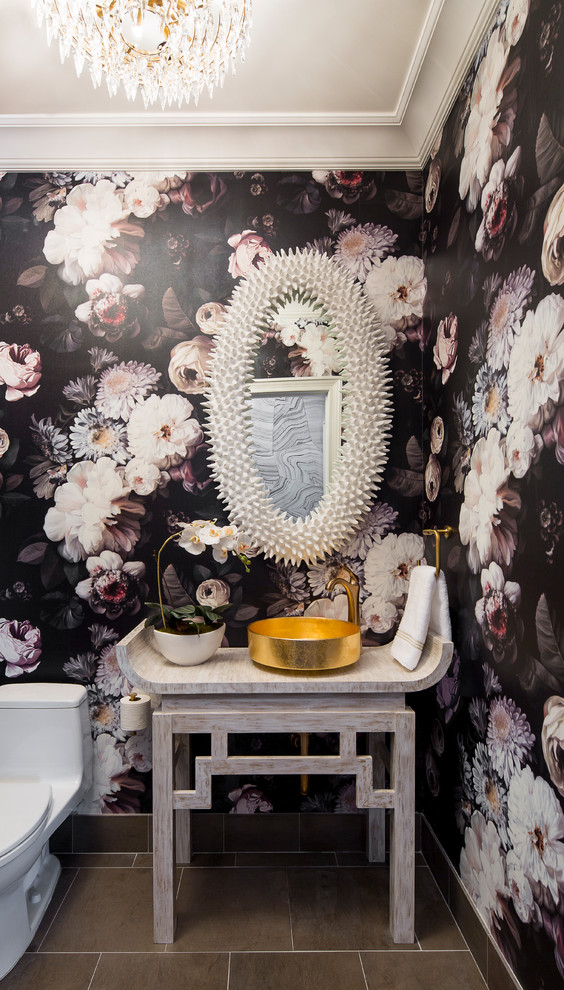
<box><xmin>391</xmin><ymin>565</ymin><xmax>451</xmax><ymax>671</ymax></box>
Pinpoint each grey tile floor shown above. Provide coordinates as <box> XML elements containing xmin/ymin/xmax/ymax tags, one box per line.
<box><xmin>1</xmin><ymin>853</ymin><xmax>489</xmax><ymax>990</ymax></box>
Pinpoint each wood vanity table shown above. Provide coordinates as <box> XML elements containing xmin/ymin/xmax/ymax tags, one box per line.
<box><xmin>117</xmin><ymin>623</ymin><xmax>452</xmax><ymax>946</ymax></box>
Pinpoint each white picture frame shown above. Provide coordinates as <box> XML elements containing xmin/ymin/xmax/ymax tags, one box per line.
<box><xmin>248</xmin><ymin>376</ymin><xmax>343</xmax><ymax>521</ymax></box>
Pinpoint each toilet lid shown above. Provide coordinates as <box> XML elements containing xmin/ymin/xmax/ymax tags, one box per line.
<box><xmin>0</xmin><ymin>781</ymin><xmax>52</xmax><ymax>857</ymax></box>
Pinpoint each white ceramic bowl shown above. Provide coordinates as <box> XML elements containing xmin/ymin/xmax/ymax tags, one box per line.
<box><xmin>152</xmin><ymin>623</ymin><xmax>226</xmax><ymax>666</ymax></box>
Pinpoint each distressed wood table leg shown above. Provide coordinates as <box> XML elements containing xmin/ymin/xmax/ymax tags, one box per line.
<box><xmin>367</xmin><ymin>732</ymin><xmax>386</xmax><ymax>862</ymax></box>
<box><xmin>153</xmin><ymin>711</ymin><xmax>176</xmax><ymax>943</ymax></box>
<box><xmin>175</xmin><ymin>735</ymin><xmax>191</xmax><ymax>865</ymax></box>
<box><xmin>389</xmin><ymin>709</ymin><xmax>415</xmax><ymax>943</ymax></box>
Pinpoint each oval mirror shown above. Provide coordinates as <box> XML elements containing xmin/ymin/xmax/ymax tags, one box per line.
<box><xmin>206</xmin><ymin>248</ymin><xmax>392</xmax><ymax>564</ymax></box>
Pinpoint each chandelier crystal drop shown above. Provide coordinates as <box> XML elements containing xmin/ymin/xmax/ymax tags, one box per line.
<box><xmin>31</xmin><ymin>0</ymin><xmax>253</xmax><ymax>109</ymax></box>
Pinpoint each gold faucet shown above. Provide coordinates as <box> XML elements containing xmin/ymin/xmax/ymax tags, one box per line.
<box><xmin>326</xmin><ymin>564</ymin><xmax>360</xmax><ymax>626</ymax></box>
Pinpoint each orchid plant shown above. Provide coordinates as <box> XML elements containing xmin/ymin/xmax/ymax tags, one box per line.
<box><xmin>145</xmin><ymin>519</ymin><xmax>252</xmax><ymax>635</ymax></box>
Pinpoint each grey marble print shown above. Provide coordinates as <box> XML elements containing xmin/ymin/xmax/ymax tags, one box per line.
<box><xmin>250</xmin><ymin>391</ymin><xmax>325</xmax><ymax>520</ymax></box>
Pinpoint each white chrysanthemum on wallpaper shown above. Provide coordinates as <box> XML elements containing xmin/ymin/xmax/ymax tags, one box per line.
<box><xmin>306</xmin><ymin>559</ymin><xmax>346</xmax><ymax>599</ymax></box>
<box><xmin>487</xmin><ymin>266</ymin><xmax>535</xmax><ymax>369</ymax></box>
<box><xmin>508</xmin><ymin>293</ymin><xmax>564</xmax><ymax>432</ymax></box>
<box><xmin>472</xmin><ymin>741</ymin><xmax>510</xmax><ymax>848</ymax></box>
<box><xmin>43</xmin><ymin>180</ymin><xmax>144</xmax><ymax>286</ymax></box>
<box><xmin>472</xmin><ymin>365</ymin><xmax>511</xmax><ymax>437</ymax></box>
<box><xmin>459</xmin><ymin>428</ymin><xmax>521</xmax><ymax>573</ymax></box>
<box><xmin>334</xmin><ymin>223</ymin><xmax>397</xmax><ymax>281</ymax></box>
<box><xmin>94</xmin><ymin>644</ymin><xmax>131</xmax><ymax>697</ymax></box>
<box><xmin>96</xmin><ymin>361</ymin><xmax>161</xmax><ymax>422</ymax></box>
<box><xmin>508</xmin><ymin>766</ymin><xmax>564</xmax><ymax>905</ymax></box>
<box><xmin>127</xmin><ymin>393</ymin><xmax>203</xmax><ymax>469</ymax></box>
<box><xmin>69</xmin><ymin>408</ymin><xmax>129</xmax><ymax>463</ymax></box>
<box><xmin>340</xmin><ymin>502</ymin><xmax>398</xmax><ymax>560</ymax></box>
<box><xmin>460</xmin><ymin>810</ymin><xmax>509</xmax><ymax>931</ymax></box>
<box><xmin>487</xmin><ymin>696</ymin><xmax>535</xmax><ymax>784</ymax></box>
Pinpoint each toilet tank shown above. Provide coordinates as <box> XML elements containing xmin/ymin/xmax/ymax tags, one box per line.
<box><xmin>0</xmin><ymin>683</ymin><xmax>93</xmax><ymax>790</ymax></box>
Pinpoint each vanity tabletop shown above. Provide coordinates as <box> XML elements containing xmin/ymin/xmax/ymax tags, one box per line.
<box><xmin>116</xmin><ymin>621</ymin><xmax>453</xmax><ymax>696</ymax></box>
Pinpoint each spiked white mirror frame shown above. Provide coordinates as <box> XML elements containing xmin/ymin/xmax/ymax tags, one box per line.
<box><xmin>205</xmin><ymin>248</ymin><xmax>392</xmax><ymax>565</ymax></box>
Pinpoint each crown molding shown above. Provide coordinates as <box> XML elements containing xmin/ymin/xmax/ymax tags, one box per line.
<box><xmin>0</xmin><ymin>111</ymin><xmax>402</xmax><ymax>128</ymax></box>
<box><xmin>0</xmin><ymin>0</ymin><xmax>499</xmax><ymax>172</ymax></box>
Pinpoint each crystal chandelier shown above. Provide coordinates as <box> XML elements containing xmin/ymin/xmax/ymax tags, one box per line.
<box><xmin>31</xmin><ymin>0</ymin><xmax>253</xmax><ymax>109</ymax></box>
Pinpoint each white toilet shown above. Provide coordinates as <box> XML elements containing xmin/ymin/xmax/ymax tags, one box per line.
<box><xmin>0</xmin><ymin>682</ymin><xmax>93</xmax><ymax>978</ymax></box>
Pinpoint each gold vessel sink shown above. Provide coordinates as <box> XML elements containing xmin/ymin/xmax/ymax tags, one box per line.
<box><xmin>247</xmin><ymin>616</ymin><xmax>361</xmax><ymax>672</ymax></box>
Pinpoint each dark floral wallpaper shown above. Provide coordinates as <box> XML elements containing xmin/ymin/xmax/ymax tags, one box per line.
<box><xmin>0</xmin><ymin>166</ymin><xmax>428</xmax><ymax>818</ymax></box>
<box><xmin>422</xmin><ymin>0</ymin><xmax>564</xmax><ymax>986</ymax></box>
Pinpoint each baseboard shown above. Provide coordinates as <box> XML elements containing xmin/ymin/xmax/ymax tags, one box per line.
<box><xmin>51</xmin><ymin>809</ymin><xmax>422</xmax><ymax>856</ymax></box>
<box><xmin>421</xmin><ymin>816</ymin><xmax>523</xmax><ymax>990</ymax></box>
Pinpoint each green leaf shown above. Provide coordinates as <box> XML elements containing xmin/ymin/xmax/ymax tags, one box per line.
<box><xmin>536</xmin><ymin>113</ymin><xmax>564</xmax><ymax>185</ymax></box>
<box><xmin>0</xmin><ymin>438</ymin><xmax>20</xmax><ymax>468</ymax></box>
<box><xmin>531</xmin><ymin>593</ymin><xmax>564</xmax><ymax>692</ymax></box>
<box><xmin>162</xmin><ymin>287</ymin><xmax>194</xmax><ymax>332</ymax></box>
<box><xmin>0</xmin><ymin>492</ymin><xmax>29</xmax><ymax>505</ymax></box>
<box><xmin>170</xmin><ymin>604</ymin><xmax>197</xmax><ymax>618</ymax></box>
<box><xmin>387</xmin><ymin>467</ymin><xmax>423</xmax><ymax>497</ymax></box>
<box><xmin>519</xmin><ymin>178</ymin><xmax>562</xmax><ymax>244</ymax></box>
<box><xmin>17</xmin><ymin>265</ymin><xmax>47</xmax><ymax>288</ymax></box>
<box><xmin>384</xmin><ymin>189</ymin><xmax>423</xmax><ymax>220</ymax></box>
<box><xmin>142</xmin><ymin>325</ymin><xmax>186</xmax><ymax>349</ymax></box>
<box><xmin>406</xmin><ymin>435</ymin><xmax>424</xmax><ymax>473</ymax></box>
<box><xmin>40</xmin><ymin>547</ymin><xmax>66</xmax><ymax>591</ymax></box>
<box><xmin>17</xmin><ymin>541</ymin><xmax>47</xmax><ymax>565</ymax></box>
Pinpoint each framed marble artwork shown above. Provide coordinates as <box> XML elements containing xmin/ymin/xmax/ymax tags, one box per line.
<box><xmin>248</xmin><ymin>377</ymin><xmax>342</xmax><ymax>521</ymax></box>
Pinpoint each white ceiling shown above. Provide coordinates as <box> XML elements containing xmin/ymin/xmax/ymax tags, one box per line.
<box><xmin>0</xmin><ymin>0</ymin><xmax>499</xmax><ymax>171</ymax></box>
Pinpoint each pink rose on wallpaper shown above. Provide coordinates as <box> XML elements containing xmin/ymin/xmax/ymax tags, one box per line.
<box><xmin>0</xmin><ymin>617</ymin><xmax>42</xmax><ymax>678</ymax></box>
<box><xmin>433</xmin><ymin>313</ymin><xmax>458</xmax><ymax>383</ymax></box>
<box><xmin>0</xmin><ymin>341</ymin><xmax>41</xmax><ymax>400</ymax></box>
<box><xmin>228</xmin><ymin>784</ymin><xmax>273</xmax><ymax>814</ymax></box>
<box><xmin>227</xmin><ymin>230</ymin><xmax>272</xmax><ymax>278</ymax></box>
<box><xmin>168</xmin><ymin>336</ymin><xmax>215</xmax><ymax>394</ymax></box>
<box><xmin>542</xmin><ymin>696</ymin><xmax>564</xmax><ymax>797</ymax></box>
<box><xmin>541</xmin><ymin>182</ymin><xmax>564</xmax><ymax>286</ymax></box>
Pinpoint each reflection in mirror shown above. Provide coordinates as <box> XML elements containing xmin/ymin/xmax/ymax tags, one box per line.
<box><xmin>253</xmin><ymin>297</ymin><xmax>341</xmax><ymax>381</ymax></box>
<box><xmin>248</xmin><ymin>377</ymin><xmax>342</xmax><ymax>521</ymax></box>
